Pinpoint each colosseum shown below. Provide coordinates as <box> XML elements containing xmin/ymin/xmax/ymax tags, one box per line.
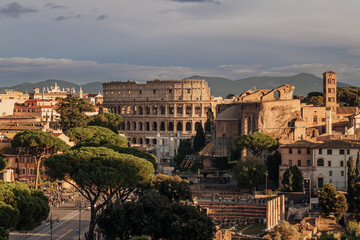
<box><xmin>102</xmin><ymin>79</ymin><xmax>216</xmax><ymax>153</ymax></box>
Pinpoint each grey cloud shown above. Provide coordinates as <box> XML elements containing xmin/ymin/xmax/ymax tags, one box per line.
<box><xmin>0</xmin><ymin>2</ymin><xmax>37</xmax><ymax>18</ymax></box>
<box><xmin>54</xmin><ymin>14</ymin><xmax>81</xmax><ymax>21</ymax></box>
<box><xmin>170</xmin><ymin>0</ymin><xmax>219</xmax><ymax>3</ymax></box>
<box><xmin>96</xmin><ymin>15</ymin><xmax>107</xmax><ymax>21</ymax></box>
<box><xmin>44</xmin><ymin>3</ymin><xmax>66</xmax><ymax>9</ymax></box>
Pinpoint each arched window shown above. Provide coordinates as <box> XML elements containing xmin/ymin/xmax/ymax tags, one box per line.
<box><xmin>177</xmin><ymin>122</ymin><xmax>183</xmax><ymax>131</ymax></box>
<box><xmin>146</xmin><ymin>106</ymin><xmax>151</xmax><ymax>115</ymax></box>
<box><xmin>132</xmin><ymin>138</ymin><xmax>137</xmax><ymax>144</ymax></box>
<box><xmin>273</xmin><ymin>90</ymin><xmax>280</xmax><ymax>99</ymax></box>
<box><xmin>139</xmin><ymin>122</ymin><xmax>143</xmax><ymax>131</ymax></box>
<box><xmin>139</xmin><ymin>138</ymin><xmax>143</xmax><ymax>144</ymax></box>
<box><xmin>317</xmin><ymin>158</ymin><xmax>324</xmax><ymax>166</ymax></box>
<box><xmin>153</xmin><ymin>105</ymin><xmax>158</xmax><ymax>115</ymax></box>
<box><xmin>146</xmin><ymin>122</ymin><xmax>150</xmax><ymax>131</ymax></box>
<box><xmin>133</xmin><ymin>122</ymin><xmax>136</xmax><ymax>131</ymax></box>
<box><xmin>313</xmin><ymin>115</ymin><xmax>318</xmax><ymax>124</ymax></box>
<box><xmin>160</xmin><ymin>105</ymin><xmax>165</xmax><ymax>115</ymax></box>
<box><xmin>186</xmin><ymin>105</ymin><xmax>192</xmax><ymax>115</ymax></box>
<box><xmin>126</xmin><ymin>122</ymin><xmax>130</xmax><ymax>131</ymax></box>
<box><xmin>186</xmin><ymin>122</ymin><xmax>192</xmax><ymax>131</ymax></box>
<box><xmin>153</xmin><ymin>122</ymin><xmax>157</xmax><ymax>131</ymax></box>
<box><xmin>177</xmin><ymin>105</ymin><xmax>183</xmax><ymax>115</ymax></box>
<box><xmin>248</xmin><ymin>116</ymin><xmax>252</xmax><ymax>134</ymax></box>
<box><xmin>252</xmin><ymin>116</ymin><xmax>256</xmax><ymax>132</ymax></box>
<box><xmin>168</xmin><ymin>122</ymin><xmax>174</xmax><ymax>131</ymax></box>
<box><xmin>138</xmin><ymin>106</ymin><xmax>143</xmax><ymax>115</ymax></box>
<box><xmin>160</xmin><ymin>122</ymin><xmax>165</xmax><ymax>131</ymax></box>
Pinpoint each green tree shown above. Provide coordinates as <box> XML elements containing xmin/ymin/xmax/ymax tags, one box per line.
<box><xmin>282</xmin><ymin>165</ymin><xmax>303</xmax><ymax>192</ymax></box>
<box><xmin>318</xmin><ymin>184</ymin><xmax>348</xmax><ymax>221</ymax></box>
<box><xmin>174</xmin><ymin>139</ymin><xmax>193</xmax><ymax>166</ymax></box>
<box><xmin>345</xmin><ymin>220</ymin><xmax>360</xmax><ymax>238</ymax></box>
<box><xmin>266</xmin><ymin>150</ymin><xmax>281</xmax><ymax>187</ymax></box>
<box><xmin>204</xmin><ymin>109</ymin><xmax>215</xmax><ymax>133</ymax></box>
<box><xmin>105</xmin><ymin>145</ymin><xmax>157</xmax><ymax>169</ymax></box>
<box><xmin>233</xmin><ymin>156</ymin><xmax>266</xmax><ymax>189</ymax></box>
<box><xmin>57</xmin><ymin>97</ymin><xmax>94</xmax><ymax>131</ymax></box>
<box><xmin>193</xmin><ymin>124</ymin><xmax>206</xmax><ymax>152</ymax></box>
<box><xmin>307</xmin><ymin>95</ymin><xmax>324</xmax><ymax>106</ymax></box>
<box><xmin>348</xmin><ymin>156</ymin><xmax>356</xmax><ymax>211</ymax></box>
<box><xmin>11</xmin><ymin>130</ymin><xmax>70</xmax><ymax>189</ymax></box>
<box><xmin>66</xmin><ymin>126</ymin><xmax>128</xmax><ymax>148</ymax></box>
<box><xmin>267</xmin><ymin>221</ymin><xmax>300</xmax><ymax>240</ymax></box>
<box><xmin>151</xmin><ymin>174</ymin><xmax>192</xmax><ymax>203</ymax></box>
<box><xmin>97</xmin><ymin>190</ymin><xmax>214</xmax><ymax>240</ymax></box>
<box><xmin>0</xmin><ymin>155</ymin><xmax>7</xmax><ymax>172</ymax></box>
<box><xmin>44</xmin><ymin>147</ymin><xmax>154</xmax><ymax>240</ymax></box>
<box><xmin>87</xmin><ymin>112</ymin><xmax>123</xmax><ymax>133</ymax></box>
<box><xmin>0</xmin><ymin>181</ymin><xmax>49</xmax><ymax>239</ymax></box>
<box><xmin>356</xmin><ymin>151</ymin><xmax>360</xmax><ymax>181</ymax></box>
<box><xmin>234</xmin><ymin>131</ymin><xmax>278</xmax><ymax>158</ymax></box>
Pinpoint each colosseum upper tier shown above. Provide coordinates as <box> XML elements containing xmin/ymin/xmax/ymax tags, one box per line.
<box><xmin>102</xmin><ymin>79</ymin><xmax>215</xmax><ymax>148</ymax></box>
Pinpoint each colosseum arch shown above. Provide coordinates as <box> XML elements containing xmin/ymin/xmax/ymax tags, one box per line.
<box><xmin>186</xmin><ymin>122</ymin><xmax>192</xmax><ymax>131</ymax></box>
<box><xmin>177</xmin><ymin>122</ymin><xmax>183</xmax><ymax>131</ymax></box>
<box><xmin>153</xmin><ymin>122</ymin><xmax>157</xmax><ymax>131</ymax></box>
<box><xmin>160</xmin><ymin>122</ymin><xmax>165</xmax><ymax>131</ymax></box>
<box><xmin>168</xmin><ymin>122</ymin><xmax>174</xmax><ymax>131</ymax></box>
<box><xmin>146</xmin><ymin>122</ymin><xmax>150</xmax><ymax>131</ymax></box>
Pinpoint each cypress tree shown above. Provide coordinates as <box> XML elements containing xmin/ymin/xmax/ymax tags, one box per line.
<box><xmin>348</xmin><ymin>156</ymin><xmax>356</xmax><ymax>211</ymax></box>
<box><xmin>193</xmin><ymin>124</ymin><xmax>206</xmax><ymax>152</ymax></box>
<box><xmin>356</xmin><ymin>151</ymin><xmax>360</xmax><ymax>181</ymax></box>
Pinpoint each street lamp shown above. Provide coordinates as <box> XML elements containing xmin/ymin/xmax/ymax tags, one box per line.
<box><xmin>265</xmin><ymin>171</ymin><xmax>268</xmax><ymax>195</ymax></box>
<box><xmin>46</xmin><ymin>210</ymin><xmax>59</xmax><ymax>240</ymax></box>
<box><xmin>76</xmin><ymin>200</ymin><xmax>84</xmax><ymax>240</ymax></box>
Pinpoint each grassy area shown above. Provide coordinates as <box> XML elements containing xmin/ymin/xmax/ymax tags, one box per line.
<box><xmin>241</xmin><ymin>223</ymin><xmax>266</xmax><ymax>235</ymax></box>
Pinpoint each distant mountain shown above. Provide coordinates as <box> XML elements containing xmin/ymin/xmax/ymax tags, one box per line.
<box><xmin>187</xmin><ymin>73</ymin><xmax>353</xmax><ymax>97</ymax></box>
<box><xmin>0</xmin><ymin>73</ymin><xmax>354</xmax><ymax>97</ymax></box>
<box><xmin>0</xmin><ymin>79</ymin><xmax>103</xmax><ymax>94</ymax></box>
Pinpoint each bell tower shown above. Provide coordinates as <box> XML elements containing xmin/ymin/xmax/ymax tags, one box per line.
<box><xmin>323</xmin><ymin>71</ymin><xmax>337</xmax><ymax>110</ymax></box>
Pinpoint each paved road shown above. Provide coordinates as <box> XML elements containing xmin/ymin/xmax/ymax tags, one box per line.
<box><xmin>10</xmin><ymin>203</ymin><xmax>91</xmax><ymax>240</ymax></box>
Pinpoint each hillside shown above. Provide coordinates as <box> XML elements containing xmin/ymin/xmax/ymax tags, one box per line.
<box><xmin>187</xmin><ymin>73</ymin><xmax>352</xmax><ymax>97</ymax></box>
<box><xmin>0</xmin><ymin>73</ymin><xmax>354</xmax><ymax>97</ymax></box>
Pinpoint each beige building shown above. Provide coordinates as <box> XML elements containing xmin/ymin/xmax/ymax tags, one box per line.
<box><xmin>216</xmin><ymin>71</ymin><xmax>358</xmax><ymax>144</ymax></box>
<box><xmin>102</xmin><ymin>79</ymin><xmax>216</xmax><ymax>152</ymax></box>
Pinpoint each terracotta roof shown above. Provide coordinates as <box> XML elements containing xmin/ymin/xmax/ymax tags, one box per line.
<box><xmin>280</xmin><ymin>140</ymin><xmax>319</xmax><ymax>148</ymax></box>
<box><xmin>315</xmin><ymin>140</ymin><xmax>360</xmax><ymax>149</ymax></box>
<box><xmin>0</xmin><ymin>147</ymin><xmax>18</xmax><ymax>155</ymax></box>
<box><xmin>336</xmin><ymin>107</ymin><xmax>357</xmax><ymax>115</ymax></box>
<box><xmin>0</xmin><ymin>115</ymin><xmax>38</xmax><ymax>120</ymax></box>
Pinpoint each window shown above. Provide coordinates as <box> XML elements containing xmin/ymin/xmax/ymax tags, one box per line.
<box><xmin>187</xmin><ymin>89</ymin><xmax>191</xmax><ymax>93</ymax></box>
<box><xmin>21</xmin><ymin>168</ymin><xmax>26</xmax><ymax>175</ymax></box>
<box><xmin>307</xmin><ymin>148</ymin><xmax>310</xmax><ymax>154</ymax></box>
<box><xmin>341</xmin><ymin>161</ymin><xmax>344</xmax><ymax>167</ymax></box>
<box><xmin>317</xmin><ymin>159</ymin><xmax>324</xmax><ymax>166</ymax></box>
<box><xmin>329</xmin><ymin>171</ymin><xmax>332</xmax><ymax>176</ymax></box>
<box><xmin>318</xmin><ymin>177</ymin><xmax>324</xmax><ymax>188</ymax></box>
<box><xmin>289</xmin><ymin>160</ymin><xmax>292</xmax><ymax>166</ymax></box>
<box><xmin>29</xmin><ymin>169</ymin><xmax>34</xmax><ymax>175</ymax></box>
<box><xmin>341</xmin><ymin>171</ymin><xmax>344</xmax><ymax>176</ymax></box>
<box><xmin>169</xmin><ymin>89</ymin><xmax>173</xmax><ymax>94</ymax></box>
<box><xmin>328</xmin><ymin>161</ymin><xmax>331</xmax><ymax>167</ymax></box>
<box><xmin>319</xmin><ymin>148</ymin><xmax>322</xmax><ymax>154</ymax></box>
<box><xmin>153</xmin><ymin>89</ymin><xmax>156</xmax><ymax>94</ymax></box>
<box><xmin>298</xmin><ymin>160</ymin><xmax>301</xmax><ymax>166</ymax></box>
<box><xmin>327</xmin><ymin>149</ymin><xmax>332</xmax><ymax>155</ymax></box>
<box><xmin>139</xmin><ymin>90</ymin><xmax>142</xmax><ymax>94</ymax></box>
<box><xmin>298</xmin><ymin>148</ymin><xmax>301</xmax><ymax>154</ymax></box>
<box><xmin>289</xmin><ymin>148</ymin><xmax>293</xmax><ymax>154</ymax></box>
<box><xmin>313</xmin><ymin>115</ymin><xmax>318</xmax><ymax>124</ymax></box>
<box><xmin>339</xmin><ymin>149</ymin><xmax>345</xmax><ymax>155</ymax></box>
<box><xmin>307</xmin><ymin>160</ymin><xmax>311</xmax><ymax>166</ymax></box>
<box><xmin>347</xmin><ymin>149</ymin><xmax>350</xmax><ymax>154</ymax></box>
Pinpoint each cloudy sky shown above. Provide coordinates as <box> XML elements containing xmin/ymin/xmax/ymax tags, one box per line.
<box><xmin>1</xmin><ymin>0</ymin><xmax>360</xmax><ymax>87</ymax></box>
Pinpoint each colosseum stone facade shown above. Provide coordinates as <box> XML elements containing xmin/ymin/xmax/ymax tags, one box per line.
<box><xmin>102</xmin><ymin>79</ymin><xmax>216</xmax><ymax>151</ymax></box>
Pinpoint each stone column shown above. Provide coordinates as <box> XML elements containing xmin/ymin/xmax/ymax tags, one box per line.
<box><xmin>174</xmin><ymin>103</ymin><xmax>177</xmax><ymax>117</ymax></box>
<box><xmin>183</xmin><ymin>104</ymin><xmax>186</xmax><ymax>117</ymax></box>
<box><xmin>191</xmin><ymin>104</ymin><xmax>195</xmax><ymax>117</ymax></box>
<box><xmin>280</xmin><ymin>195</ymin><xmax>285</xmax><ymax>220</ymax></box>
<box><xmin>165</xmin><ymin>104</ymin><xmax>168</xmax><ymax>117</ymax></box>
<box><xmin>200</xmin><ymin>103</ymin><xmax>204</xmax><ymax>117</ymax></box>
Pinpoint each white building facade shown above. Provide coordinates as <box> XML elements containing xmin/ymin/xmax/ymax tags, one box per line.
<box><xmin>313</xmin><ymin>140</ymin><xmax>360</xmax><ymax>191</ymax></box>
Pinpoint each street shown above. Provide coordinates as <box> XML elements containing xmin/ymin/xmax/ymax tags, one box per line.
<box><xmin>10</xmin><ymin>202</ymin><xmax>91</xmax><ymax>240</ymax></box>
